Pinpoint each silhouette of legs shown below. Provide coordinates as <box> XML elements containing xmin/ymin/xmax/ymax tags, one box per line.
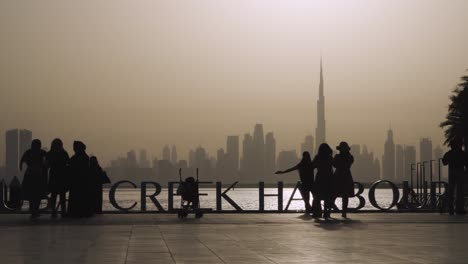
<box><xmin>322</xmin><ymin>199</ymin><xmax>333</xmax><ymax>218</ymax></box>
<box><xmin>448</xmin><ymin>174</ymin><xmax>456</xmax><ymax>215</ymax></box>
<box><xmin>51</xmin><ymin>192</ymin><xmax>67</xmax><ymax>217</ymax></box>
<box><xmin>29</xmin><ymin>199</ymin><xmax>40</xmax><ymax>218</ymax></box>
<box><xmin>342</xmin><ymin>197</ymin><xmax>349</xmax><ymax>218</ymax></box>
<box><xmin>455</xmin><ymin>176</ymin><xmax>466</xmax><ymax>214</ymax></box>
<box><xmin>299</xmin><ymin>184</ymin><xmax>313</xmax><ymax>214</ymax></box>
<box><xmin>311</xmin><ymin>198</ymin><xmax>322</xmax><ymax>217</ymax></box>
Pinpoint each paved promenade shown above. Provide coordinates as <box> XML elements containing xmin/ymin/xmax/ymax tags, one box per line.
<box><xmin>0</xmin><ymin>213</ymin><xmax>467</xmax><ymax>264</ymax></box>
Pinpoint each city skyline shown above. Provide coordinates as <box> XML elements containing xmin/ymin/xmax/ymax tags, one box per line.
<box><xmin>1</xmin><ymin>1</ymin><xmax>466</xmax><ymax>169</ymax></box>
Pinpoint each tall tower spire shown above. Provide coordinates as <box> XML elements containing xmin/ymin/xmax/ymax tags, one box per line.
<box><xmin>315</xmin><ymin>57</ymin><xmax>326</xmax><ymax>152</ymax></box>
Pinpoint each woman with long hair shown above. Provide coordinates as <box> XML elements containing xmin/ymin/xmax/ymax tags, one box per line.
<box><xmin>312</xmin><ymin>143</ymin><xmax>334</xmax><ymax>218</ymax></box>
<box><xmin>46</xmin><ymin>138</ymin><xmax>70</xmax><ymax>218</ymax></box>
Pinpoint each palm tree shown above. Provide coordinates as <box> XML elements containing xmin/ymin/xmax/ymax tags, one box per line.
<box><xmin>440</xmin><ymin>73</ymin><xmax>468</xmax><ymax>150</ymax></box>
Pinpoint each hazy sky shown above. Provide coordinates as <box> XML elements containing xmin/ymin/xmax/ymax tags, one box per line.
<box><xmin>1</xmin><ymin>0</ymin><xmax>468</xmax><ymax>165</ymax></box>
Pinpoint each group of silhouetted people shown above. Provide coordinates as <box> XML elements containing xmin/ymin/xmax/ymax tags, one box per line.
<box><xmin>276</xmin><ymin>142</ymin><xmax>355</xmax><ymax>218</ymax></box>
<box><xmin>20</xmin><ymin>139</ymin><xmax>110</xmax><ymax>219</ymax></box>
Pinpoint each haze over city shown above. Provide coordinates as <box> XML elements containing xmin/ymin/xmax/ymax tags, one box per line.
<box><xmin>1</xmin><ymin>0</ymin><xmax>468</xmax><ymax>165</ymax></box>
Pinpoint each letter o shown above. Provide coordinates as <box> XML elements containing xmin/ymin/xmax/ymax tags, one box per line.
<box><xmin>368</xmin><ymin>180</ymin><xmax>400</xmax><ymax>210</ymax></box>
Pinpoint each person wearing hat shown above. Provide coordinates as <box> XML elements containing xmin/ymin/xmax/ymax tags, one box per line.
<box><xmin>332</xmin><ymin>141</ymin><xmax>355</xmax><ymax>218</ymax></box>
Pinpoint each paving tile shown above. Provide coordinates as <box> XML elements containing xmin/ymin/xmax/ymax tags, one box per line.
<box><xmin>0</xmin><ymin>213</ymin><xmax>467</xmax><ymax>264</ymax></box>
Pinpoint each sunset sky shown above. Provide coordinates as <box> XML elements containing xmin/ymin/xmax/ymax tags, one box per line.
<box><xmin>1</xmin><ymin>0</ymin><xmax>468</xmax><ymax>165</ymax></box>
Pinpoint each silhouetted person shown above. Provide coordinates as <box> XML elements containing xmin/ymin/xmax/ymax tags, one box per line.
<box><xmin>442</xmin><ymin>140</ymin><xmax>466</xmax><ymax>215</ymax></box>
<box><xmin>68</xmin><ymin>141</ymin><xmax>93</xmax><ymax>217</ymax></box>
<box><xmin>89</xmin><ymin>156</ymin><xmax>110</xmax><ymax>214</ymax></box>
<box><xmin>20</xmin><ymin>139</ymin><xmax>47</xmax><ymax>218</ymax></box>
<box><xmin>46</xmin><ymin>138</ymin><xmax>70</xmax><ymax>218</ymax></box>
<box><xmin>332</xmin><ymin>141</ymin><xmax>355</xmax><ymax>218</ymax></box>
<box><xmin>276</xmin><ymin>151</ymin><xmax>316</xmax><ymax>215</ymax></box>
<box><xmin>312</xmin><ymin>143</ymin><xmax>334</xmax><ymax>218</ymax></box>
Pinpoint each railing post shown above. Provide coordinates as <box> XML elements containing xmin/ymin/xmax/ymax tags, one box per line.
<box><xmin>401</xmin><ymin>181</ymin><xmax>410</xmax><ymax>209</ymax></box>
<box><xmin>0</xmin><ymin>180</ymin><xmax>7</xmax><ymax>211</ymax></box>
<box><xmin>168</xmin><ymin>182</ymin><xmax>175</xmax><ymax>212</ymax></box>
<box><xmin>438</xmin><ymin>158</ymin><xmax>442</xmax><ymax>194</ymax></box>
<box><xmin>216</xmin><ymin>182</ymin><xmax>222</xmax><ymax>211</ymax></box>
<box><xmin>416</xmin><ymin>162</ymin><xmax>420</xmax><ymax>197</ymax></box>
<box><xmin>430</xmin><ymin>181</ymin><xmax>437</xmax><ymax>210</ymax></box>
<box><xmin>259</xmin><ymin>182</ymin><xmax>265</xmax><ymax>211</ymax></box>
<box><xmin>278</xmin><ymin>181</ymin><xmax>283</xmax><ymax>211</ymax></box>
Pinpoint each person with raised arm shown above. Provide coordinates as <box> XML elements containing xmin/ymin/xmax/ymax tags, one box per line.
<box><xmin>276</xmin><ymin>151</ymin><xmax>317</xmax><ymax>216</ymax></box>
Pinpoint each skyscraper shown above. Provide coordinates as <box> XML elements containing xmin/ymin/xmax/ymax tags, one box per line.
<box><xmin>241</xmin><ymin>133</ymin><xmax>253</xmax><ymax>179</ymax></box>
<box><xmin>382</xmin><ymin>128</ymin><xmax>395</xmax><ymax>180</ymax></box>
<box><xmin>395</xmin><ymin>144</ymin><xmax>404</xmax><ymax>181</ymax></box>
<box><xmin>419</xmin><ymin>138</ymin><xmax>433</xmax><ymax>162</ymax></box>
<box><xmin>19</xmin><ymin>129</ymin><xmax>32</xmax><ymax>161</ymax></box>
<box><xmin>226</xmin><ymin>136</ymin><xmax>239</xmax><ymax>170</ymax></box>
<box><xmin>252</xmin><ymin>124</ymin><xmax>265</xmax><ymax>180</ymax></box>
<box><xmin>265</xmin><ymin>132</ymin><xmax>276</xmax><ymax>175</ymax></box>
<box><xmin>162</xmin><ymin>145</ymin><xmax>170</xmax><ymax>161</ymax></box>
<box><xmin>6</xmin><ymin>129</ymin><xmax>19</xmax><ymax>181</ymax></box>
<box><xmin>139</xmin><ymin>149</ymin><xmax>150</xmax><ymax>168</ymax></box>
<box><xmin>315</xmin><ymin>58</ymin><xmax>326</xmax><ymax>150</ymax></box>
<box><xmin>127</xmin><ymin>150</ymin><xmax>138</xmax><ymax>168</ymax></box>
<box><xmin>171</xmin><ymin>145</ymin><xmax>178</xmax><ymax>164</ymax></box>
<box><xmin>5</xmin><ymin>129</ymin><xmax>32</xmax><ymax>181</ymax></box>
<box><xmin>433</xmin><ymin>145</ymin><xmax>444</xmax><ymax>179</ymax></box>
<box><xmin>404</xmin><ymin>145</ymin><xmax>416</xmax><ymax>181</ymax></box>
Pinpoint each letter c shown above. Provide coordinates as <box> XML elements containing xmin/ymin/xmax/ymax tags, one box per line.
<box><xmin>109</xmin><ymin>180</ymin><xmax>137</xmax><ymax>212</ymax></box>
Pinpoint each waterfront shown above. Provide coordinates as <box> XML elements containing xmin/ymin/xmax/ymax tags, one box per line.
<box><xmin>104</xmin><ymin>188</ymin><xmax>403</xmax><ymax>212</ymax></box>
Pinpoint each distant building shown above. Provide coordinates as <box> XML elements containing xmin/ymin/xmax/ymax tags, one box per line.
<box><xmin>419</xmin><ymin>138</ymin><xmax>433</xmax><ymax>162</ymax></box>
<box><xmin>171</xmin><ymin>145</ymin><xmax>178</xmax><ymax>165</ymax></box>
<box><xmin>382</xmin><ymin>128</ymin><xmax>395</xmax><ymax>180</ymax></box>
<box><xmin>315</xmin><ymin>58</ymin><xmax>326</xmax><ymax>151</ymax></box>
<box><xmin>350</xmin><ymin>144</ymin><xmax>380</xmax><ymax>183</ymax></box>
<box><xmin>240</xmin><ymin>133</ymin><xmax>253</xmax><ymax>178</ymax></box>
<box><xmin>277</xmin><ymin>150</ymin><xmax>299</xmax><ymax>184</ymax></box>
<box><xmin>403</xmin><ymin>145</ymin><xmax>416</xmax><ymax>181</ymax></box>
<box><xmin>163</xmin><ymin>145</ymin><xmax>171</xmax><ymax>162</ymax></box>
<box><xmin>188</xmin><ymin>150</ymin><xmax>195</xmax><ymax>168</ymax></box>
<box><xmin>126</xmin><ymin>150</ymin><xmax>138</xmax><ymax>168</ymax></box>
<box><xmin>433</xmin><ymin>145</ymin><xmax>444</xmax><ymax>179</ymax></box>
<box><xmin>252</xmin><ymin>124</ymin><xmax>265</xmax><ymax>181</ymax></box>
<box><xmin>226</xmin><ymin>136</ymin><xmax>239</xmax><ymax>170</ymax></box>
<box><xmin>395</xmin><ymin>144</ymin><xmax>404</xmax><ymax>181</ymax></box>
<box><xmin>301</xmin><ymin>135</ymin><xmax>314</xmax><ymax>156</ymax></box>
<box><xmin>265</xmin><ymin>132</ymin><xmax>276</xmax><ymax>176</ymax></box>
<box><xmin>157</xmin><ymin>160</ymin><xmax>176</xmax><ymax>184</ymax></box>
<box><xmin>139</xmin><ymin>149</ymin><xmax>150</xmax><ymax>168</ymax></box>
